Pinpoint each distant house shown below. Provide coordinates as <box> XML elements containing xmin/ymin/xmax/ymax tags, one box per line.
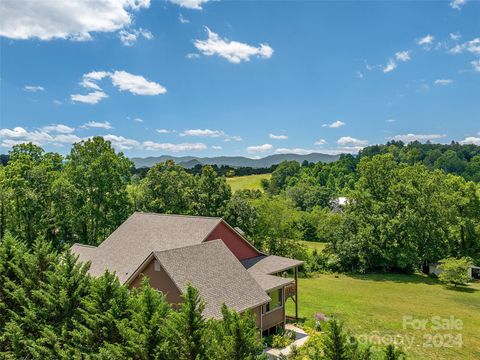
<box><xmin>428</xmin><ymin>262</ymin><xmax>480</xmax><ymax>280</ymax></box>
<box><xmin>71</xmin><ymin>212</ymin><xmax>302</xmax><ymax>336</ymax></box>
<box><xmin>331</xmin><ymin>196</ymin><xmax>349</xmax><ymax>212</ymax></box>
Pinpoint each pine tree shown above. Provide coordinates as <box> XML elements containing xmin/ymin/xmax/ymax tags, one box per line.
<box><xmin>322</xmin><ymin>319</ymin><xmax>349</xmax><ymax>360</ymax></box>
<box><xmin>160</xmin><ymin>284</ymin><xmax>207</xmax><ymax>360</ymax></box>
<box><xmin>384</xmin><ymin>344</ymin><xmax>405</xmax><ymax>360</ymax></box>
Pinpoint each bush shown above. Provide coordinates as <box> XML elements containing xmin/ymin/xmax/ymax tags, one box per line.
<box><xmin>270</xmin><ymin>329</ymin><xmax>296</xmax><ymax>348</ymax></box>
<box><xmin>437</xmin><ymin>257</ymin><xmax>472</xmax><ymax>287</ymax></box>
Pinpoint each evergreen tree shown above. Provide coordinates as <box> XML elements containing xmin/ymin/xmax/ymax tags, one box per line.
<box><xmin>161</xmin><ymin>284</ymin><xmax>208</xmax><ymax>360</ymax></box>
<box><xmin>322</xmin><ymin>319</ymin><xmax>349</xmax><ymax>360</ymax></box>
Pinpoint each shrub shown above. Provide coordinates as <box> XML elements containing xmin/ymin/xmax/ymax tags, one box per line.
<box><xmin>437</xmin><ymin>257</ymin><xmax>472</xmax><ymax>287</ymax></box>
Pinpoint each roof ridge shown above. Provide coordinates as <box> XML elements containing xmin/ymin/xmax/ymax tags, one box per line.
<box><xmin>133</xmin><ymin>211</ymin><xmax>222</xmax><ymax>221</ymax></box>
<box><xmin>153</xmin><ymin>239</ymin><xmax>223</xmax><ymax>255</ymax></box>
<box><xmin>71</xmin><ymin>243</ymin><xmax>98</xmax><ymax>249</ymax></box>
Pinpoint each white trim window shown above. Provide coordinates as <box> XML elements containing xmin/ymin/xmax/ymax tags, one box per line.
<box><xmin>264</xmin><ymin>288</ymin><xmax>283</xmax><ymax>314</ymax></box>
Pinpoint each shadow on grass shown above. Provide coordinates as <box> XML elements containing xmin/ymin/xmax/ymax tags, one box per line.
<box><xmin>345</xmin><ymin>272</ymin><xmax>442</xmax><ymax>286</ymax></box>
<box><xmin>444</xmin><ymin>285</ymin><xmax>478</xmax><ymax>293</ymax></box>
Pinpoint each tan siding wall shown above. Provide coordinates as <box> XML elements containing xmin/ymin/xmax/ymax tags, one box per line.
<box><xmin>130</xmin><ymin>258</ymin><xmax>183</xmax><ymax>305</ymax></box>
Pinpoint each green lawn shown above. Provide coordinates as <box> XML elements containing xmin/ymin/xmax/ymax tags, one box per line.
<box><xmin>299</xmin><ymin>240</ymin><xmax>328</xmax><ymax>253</ymax></box>
<box><xmin>226</xmin><ymin>173</ymin><xmax>271</xmax><ymax>192</ymax></box>
<box><xmin>286</xmin><ymin>273</ymin><xmax>480</xmax><ymax>360</ymax></box>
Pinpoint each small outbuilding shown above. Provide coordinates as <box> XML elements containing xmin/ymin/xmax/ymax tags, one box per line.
<box><xmin>427</xmin><ymin>262</ymin><xmax>480</xmax><ymax>280</ymax></box>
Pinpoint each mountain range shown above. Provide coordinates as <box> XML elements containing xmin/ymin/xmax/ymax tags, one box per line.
<box><xmin>131</xmin><ymin>153</ymin><xmax>341</xmax><ymax>169</ymax></box>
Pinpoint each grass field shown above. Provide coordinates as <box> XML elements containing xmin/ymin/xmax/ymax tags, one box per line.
<box><xmin>226</xmin><ymin>173</ymin><xmax>271</xmax><ymax>192</ymax></box>
<box><xmin>299</xmin><ymin>240</ymin><xmax>328</xmax><ymax>253</ymax></box>
<box><xmin>286</xmin><ymin>273</ymin><xmax>480</xmax><ymax>360</ymax></box>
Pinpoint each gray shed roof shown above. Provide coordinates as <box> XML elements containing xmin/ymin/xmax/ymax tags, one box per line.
<box><xmin>242</xmin><ymin>255</ymin><xmax>303</xmax><ymax>274</ymax></box>
<box><xmin>154</xmin><ymin>240</ymin><xmax>270</xmax><ymax>319</ymax></box>
<box><xmin>249</xmin><ymin>273</ymin><xmax>293</xmax><ymax>292</ymax></box>
<box><xmin>72</xmin><ymin>212</ymin><xmax>222</xmax><ymax>283</ymax></box>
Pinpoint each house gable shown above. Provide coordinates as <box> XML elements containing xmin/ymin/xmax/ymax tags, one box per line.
<box><xmin>205</xmin><ymin>220</ymin><xmax>261</xmax><ymax>261</ymax></box>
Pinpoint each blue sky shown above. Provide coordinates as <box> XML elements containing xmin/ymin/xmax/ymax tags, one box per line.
<box><xmin>0</xmin><ymin>0</ymin><xmax>479</xmax><ymax>157</ymax></box>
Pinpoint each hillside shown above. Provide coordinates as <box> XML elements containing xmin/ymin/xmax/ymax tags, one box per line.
<box><xmin>131</xmin><ymin>153</ymin><xmax>341</xmax><ymax>169</ymax></box>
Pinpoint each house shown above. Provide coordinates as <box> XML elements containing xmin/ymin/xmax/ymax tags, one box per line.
<box><xmin>71</xmin><ymin>212</ymin><xmax>303</xmax><ymax>335</ymax></box>
<box><xmin>428</xmin><ymin>262</ymin><xmax>480</xmax><ymax>280</ymax></box>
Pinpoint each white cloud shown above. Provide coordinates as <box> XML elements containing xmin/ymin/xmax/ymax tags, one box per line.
<box><xmin>134</xmin><ymin>117</ymin><xmax>144</xmax><ymax>123</ymax></box>
<box><xmin>337</xmin><ymin>136</ymin><xmax>368</xmax><ymax>146</ymax></box>
<box><xmin>246</xmin><ymin>144</ymin><xmax>273</xmax><ymax>153</ymax></box>
<box><xmin>23</xmin><ymin>85</ymin><xmax>44</xmax><ymax>92</ymax></box>
<box><xmin>322</xmin><ymin>120</ymin><xmax>345</xmax><ymax>128</ymax></box>
<box><xmin>71</xmin><ymin>91</ymin><xmax>108</xmax><ymax>104</ymax></box>
<box><xmin>450</xmin><ymin>32</ymin><xmax>461</xmax><ymax>41</ymax></box>
<box><xmin>395</xmin><ymin>50</ymin><xmax>411</xmax><ymax>62</ymax></box>
<box><xmin>450</xmin><ymin>0</ymin><xmax>467</xmax><ymax>10</ymax></box>
<box><xmin>42</xmin><ymin>124</ymin><xmax>75</xmax><ymax>133</ymax></box>
<box><xmin>472</xmin><ymin>59</ymin><xmax>480</xmax><ymax>72</ymax></box>
<box><xmin>118</xmin><ymin>28</ymin><xmax>153</xmax><ymax>46</ymax></box>
<box><xmin>178</xmin><ymin>14</ymin><xmax>190</xmax><ymax>24</ymax></box>
<box><xmin>383</xmin><ymin>59</ymin><xmax>397</xmax><ymax>73</ymax></box>
<box><xmin>194</xmin><ymin>27</ymin><xmax>273</xmax><ymax>64</ymax></box>
<box><xmin>459</xmin><ymin>136</ymin><xmax>480</xmax><ymax>145</ymax></box>
<box><xmin>0</xmin><ymin>0</ymin><xmax>150</xmax><ymax>41</ymax></box>
<box><xmin>103</xmin><ymin>134</ymin><xmax>140</xmax><ymax>150</ymax></box>
<box><xmin>168</xmin><ymin>0</ymin><xmax>209</xmax><ymax>10</ymax></box>
<box><xmin>0</xmin><ymin>126</ymin><xmax>82</xmax><ymax>147</ymax></box>
<box><xmin>81</xmin><ymin>121</ymin><xmax>113</xmax><ymax>129</ymax></box>
<box><xmin>211</xmin><ymin>145</ymin><xmax>222</xmax><ymax>150</ymax></box>
<box><xmin>109</xmin><ymin>70</ymin><xmax>166</xmax><ymax>95</ymax></box>
<box><xmin>314</xmin><ymin>139</ymin><xmax>327</xmax><ymax>145</ymax></box>
<box><xmin>156</xmin><ymin>129</ymin><xmax>170</xmax><ymax>134</ymax></box>
<box><xmin>186</xmin><ymin>53</ymin><xmax>200</xmax><ymax>59</ymax></box>
<box><xmin>417</xmin><ymin>34</ymin><xmax>435</xmax><ymax>47</ymax></box>
<box><xmin>434</xmin><ymin>79</ymin><xmax>453</xmax><ymax>86</ymax></box>
<box><xmin>180</xmin><ymin>129</ymin><xmax>225</xmax><ymax>137</ymax></box>
<box><xmin>142</xmin><ymin>141</ymin><xmax>207</xmax><ymax>152</ymax></box>
<box><xmin>386</xmin><ymin>119</ymin><xmax>396</xmax><ymax>123</ymax></box>
<box><xmin>449</xmin><ymin>38</ymin><xmax>480</xmax><ymax>55</ymax></box>
<box><xmin>84</xmin><ymin>71</ymin><xmax>110</xmax><ymax>81</ymax></box>
<box><xmin>275</xmin><ymin>148</ymin><xmax>316</xmax><ymax>155</ymax></box>
<box><xmin>356</xmin><ymin>71</ymin><xmax>364</xmax><ymax>79</ymax></box>
<box><xmin>388</xmin><ymin>134</ymin><xmax>446</xmax><ymax>142</ymax></box>
<box><xmin>269</xmin><ymin>133</ymin><xmax>288</xmax><ymax>140</ymax></box>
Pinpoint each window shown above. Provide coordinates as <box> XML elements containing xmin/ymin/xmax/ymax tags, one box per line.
<box><xmin>154</xmin><ymin>260</ymin><xmax>161</xmax><ymax>271</ymax></box>
<box><xmin>265</xmin><ymin>288</ymin><xmax>283</xmax><ymax>313</ymax></box>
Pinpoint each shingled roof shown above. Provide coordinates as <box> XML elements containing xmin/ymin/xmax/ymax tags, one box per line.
<box><xmin>73</xmin><ymin>212</ymin><xmax>222</xmax><ymax>283</ymax></box>
<box><xmin>154</xmin><ymin>240</ymin><xmax>270</xmax><ymax>319</ymax></box>
<box><xmin>242</xmin><ymin>255</ymin><xmax>304</xmax><ymax>275</ymax></box>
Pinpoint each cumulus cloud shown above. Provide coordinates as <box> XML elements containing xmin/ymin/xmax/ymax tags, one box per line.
<box><xmin>417</xmin><ymin>34</ymin><xmax>435</xmax><ymax>47</ymax></box>
<box><xmin>322</xmin><ymin>120</ymin><xmax>345</xmax><ymax>128</ymax></box>
<box><xmin>186</xmin><ymin>53</ymin><xmax>200</xmax><ymax>59</ymax></box>
<box><xmin>459</xmin><ymin>136</ymin><xmax>480</xmax><ymax>145</ymax></box>
<box><xmin>450</xmin><ymin>0</ymin><xmax>467</xmax><ymax>10</ymax></box>
<box><xmin>103</xmin><ymin>134</ymin><xmax>140</xmax><ymax>150</ymax></box>
<box><xmin>178</xmin><ymin>14</ymin><xmax>190</xmax><ymax>24</ymax></box>
<box><xmin>449</xmin><ymin>38</ymin><xmax>480</xmax><ymax>55</ymax></box>
<box><xmin>194</xmin><ymin>27</ymin><xmax>273</xmax><ymax>64</ymax></box>
<box><xmin>81</xmin><ymin>121</ymin><xmax>113</xmax><ymax>129</ymax></box>
<box><xmin>472</xmin><ymin>59</ymin><xmax>480</xmax><ymax>72</ymax></box>
<box><xmin>71</xmin><ymin>91</ymin><xmax>108</xmax><ymax>104</ymax></box>
<box><xmin>180</xmin><ymin>129</ymin><xmax>225</xmax><ymax>137</ymax></box>
<box><xmin>0</xmin><ymin>0</ymin><xmax>150</xmax><ymax>41</ymax></box>
<box><xmin>314</xmin><ymin>139</ymin><xmax>327</xmax><ymax>145</ymax></box>
<box><xmin>73</xmin><ymin>70</ymin><xmax>166</xmax><ymax>104</ymax></box>
<box><xmin>156</xmin><ymin>129</ymin><xmax>170</xmax><ymax>134</ymax></box>
<box><xmin>434</xmin><ymin>79</ymin><xmax>453</xmax><ymax>86</ymax></box>
<box><xmin>0</xmin><ymin>126</ymin><xmax>81</xmax><ymax>147</ymax></box>
<box><xmin>142</xmin><ymin>141</ymin><xmax>207</xmax><ymax>152</ymax></box>
<box><xmin>23</xmin><ymin>85</ymin><xmax>44</xmax><ymax>92</ymax></box>
<box><xmin>168</xmin><ymin>0</ymin><xmax>209</xmax><ymax>10</ymax></box>
<box><xmin>275</xmin><ymin>148</ymin><xmax>315</xmax><ymax>155</ymax></box>
<box><xmin>211</xmin><ymin>145</ymin><xmax>222</xmax><ymax>150</ymax></box>
<box><xmin>246</xmin><ymin>144</ymin><xmax>272</xmax><ymax>153</ymax></box>
<box><xmin>395</xmin><ymin>50</ymin><xmax>411</xmax><ymax>62</ymax></box>
<box><xmin>383</xmin><ymin>59</ymin><xmax>397</xmax><ymax>73</ymax></box>
<box><xmin>269</xmin><ymin>133</ymin><xmax>288</xmax><ymax>140</ymax></box>
<box><xmin>118</xmin><ymin>28</ymin><xmax>153</xmax><ymax>46</ymax></box>
<box><xmin>42</xmin><ymin>124</ymin><xmax>75</xmax><ymax>133</ymax></box>
<box><xmin>450</xmin><ymin>32</ymin><xmax>461</xmax><ymax>41</ymax></box>
<box><xmin>110</xmin><ymin>70</ymin><xmax>166</xmax><ymax>95</ymax></box>
<box><xmin>337</xmin><ymin>136</ymin><xmax>368</xmax><ymax>147</ymax></box>
<box><xmin>134</xmin><ymin>117</ymin><xmax>144</xmax><ymax>123</ymax></box>
<box><xmin>388</xmin><ymin>133</ymin><xmax>446</xmax><ymax>142</ymax></box>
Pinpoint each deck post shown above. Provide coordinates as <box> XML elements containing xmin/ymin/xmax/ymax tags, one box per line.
<box><xmin>294</xmin><ymin>266</ymin><xmax>298</xmax><ymax>320</ymax></box>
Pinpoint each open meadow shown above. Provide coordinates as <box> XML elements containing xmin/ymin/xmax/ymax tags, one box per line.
<box><xmin>226</xmin><ymin>173</ymin><xmax>271</xmax><ymax>192</ymax></box>
<box><xmin>286</xmin><ymin>273</ymin><xmax>480</xmax><ymax>360</ymax></box>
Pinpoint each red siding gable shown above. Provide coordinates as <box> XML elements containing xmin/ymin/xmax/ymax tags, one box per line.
<box><xmin>206</xmin><ymin>221</ymin><xmax>260</xmax><ymax>261</ymax></box>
